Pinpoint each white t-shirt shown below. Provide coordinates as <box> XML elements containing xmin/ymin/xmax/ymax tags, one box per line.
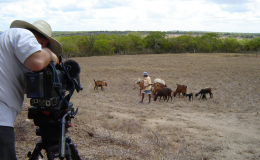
<box><xmin>0</xmin><ymin>28</ymin><xmax>41</xmax><ymax>127</ymax></box>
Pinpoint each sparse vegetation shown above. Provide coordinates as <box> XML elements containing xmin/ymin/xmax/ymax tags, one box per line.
<box><xmin>52</xmin><ymin>31</ymin><xmax>260</xmax><ymax>57</ymax></box>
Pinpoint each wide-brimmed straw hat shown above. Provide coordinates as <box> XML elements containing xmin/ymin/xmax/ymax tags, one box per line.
<box><xmin>10</xmin><ymin>20</ymin><xmax>62</xmax><ymax>54</ymax></box>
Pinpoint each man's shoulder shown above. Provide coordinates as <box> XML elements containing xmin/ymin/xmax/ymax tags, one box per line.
<box><xmin>7</xmin><ymin>28</ymin><xmax>32</xmax><ymax>36</ymax></box>
<box><xmin>5</xmin><ymin>28</ymin><xmax>35</xmax><ymax>44</ymax></box>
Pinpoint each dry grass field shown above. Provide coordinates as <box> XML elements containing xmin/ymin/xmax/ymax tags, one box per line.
<box><xmin>15</xmin><ymin>53</ymin><xmax>260</xmax><ymax>160</ymax></box>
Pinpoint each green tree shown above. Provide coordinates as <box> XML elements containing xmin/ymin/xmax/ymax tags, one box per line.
<box><xmin>173</xmin><ymin>35</ymin><xmax>196</xmax><ymax>53</ymax></box>
<box><xmin>58</xmin><ymin>36</ymin><xmax>80</xmax><ymax>58</ymax></box>
<box><xmin>85</xmin><ymin>34</ymin><xmax>95</xmax><ymax>56</ymax></box>
<box><xmin>196</xmin><ymin>36</ymin><xmax>213</xmax><ymax>53</ymax></box>
<box><xmin>216</xmin><ymin>39</ymin><xmax>225</xmax><ymax>52</ymax></box>
<box><xmin>167</xmin><ymin>38</ymin><xmax>175</xmax><ymax>53</ymax></box>
<box><xmin>248</xmin><ymin>37</ymin><xmax>260</xmax><ymax>52</ymax></box>
<box><xmin>113</xmin><ymin>35</ymin><xmax>131</xmax><ymax>55</ymax></box>
<box><xmin>128</xmin><ymin>32</ymin><xmax>146</xmax><ymax>52</ymax></box>
<box><xmin>93</xmin><ymin>39</ymin><xmax>110</xmax><ymax>55</ymax></box>
<box><xmin>199</xmin><ymin>33</ymin><xmax>220</xmax><ymax>52</ymax></box>
<box><xmin>144</xmin><ymin>31</ymin><xmax>166</xmax><ymax>53</ymax></box>
<box><xmin>223</xmin><ymin>38</ymin><xmax>240</xmax><ymax>53</ymax></box>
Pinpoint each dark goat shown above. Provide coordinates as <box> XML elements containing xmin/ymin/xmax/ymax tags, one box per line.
<box><xmin>195</xmin><ymin>88</ymin><xmax>213</xmax><ymax>100</ymax></box>
<box><xmin>186</xmin><ymin>93</ymin><xmax>193</xmax><ymax>101</ymax></box>
<box><xmin>154</xmin><ymin>88</ymin><xmax>172</xmax><ymax>102</ymax></box>
<box><xmin>201</xmin><ymin>93</ymin><xmax>207</xmax><ymax>100</ymax></box>
<box><xmin>151</xmin><ymin>83</ymin><xmax>166</xmax><ymax>97</ymax></box>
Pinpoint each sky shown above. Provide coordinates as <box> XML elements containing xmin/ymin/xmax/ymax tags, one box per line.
<box><xmin>0</xmin><ymin>0</ymin><xmax>260</xmax><ymax>33</ymax></box>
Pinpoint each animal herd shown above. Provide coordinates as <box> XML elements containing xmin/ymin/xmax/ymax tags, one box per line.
<box><xmin>133</xmin><ymin>78</ymin><xmax>214</xmax><ymax>102</ymax></box>
<box><xmin>93</xmin><ymin>78</ymin><xmax>214</xmax><ymax>102</ymax></box>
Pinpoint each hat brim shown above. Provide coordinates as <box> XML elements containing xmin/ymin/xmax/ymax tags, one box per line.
<box><xmin>10</xmin><ymin>20</ymin><xmax>62</xmax><ymax>55</ymax></box>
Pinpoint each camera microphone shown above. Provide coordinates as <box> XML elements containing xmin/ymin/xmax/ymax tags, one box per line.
<box><xmin>64</xmin><ymin>60</ymin><xmax>81</xmax><ymax>78</ymax></box>
<box><xmin>63</xmin><ymin>59</ymin><xmax>83</xmax><ymax>92</ymax></box>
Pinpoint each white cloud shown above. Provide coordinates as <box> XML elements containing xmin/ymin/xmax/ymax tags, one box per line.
<box><xmin>207</xmin><ymin>0</ymin><xmax>250</xmax><ymax>5</ymax></box>
<box><xmin>0</xmin><ymin>0</ymin><xmax>260</xmax><ymax>33</ymax></box>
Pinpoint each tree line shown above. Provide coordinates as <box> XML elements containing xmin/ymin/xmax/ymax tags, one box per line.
<box><xmin>55</xmin><ymin>31</ymin><xmax>260</xmax><ymax>57</ymax></box>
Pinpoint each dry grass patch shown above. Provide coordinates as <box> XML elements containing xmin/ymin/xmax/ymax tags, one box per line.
<box><xmin>15</xmin><ymin>53</ymin><xmax>260</xmax><ymax>159</ymax></box>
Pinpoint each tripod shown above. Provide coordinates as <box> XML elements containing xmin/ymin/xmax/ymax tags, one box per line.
<box><xmin>28</xmin><ymin>136</ymin><xmax>81</xmax><ymax>160</ymax></box>
<box><xmin>27</xmin><ymin>108</ymin><xmax>81</xmax><ymax>160</ymax></box>
<box><xmin>26</xmin><ymin>56</ymin><xmax>83</xmax><ymax>159</ymax></box>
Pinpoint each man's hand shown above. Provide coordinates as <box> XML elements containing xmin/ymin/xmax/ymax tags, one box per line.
<box><xmin>51</xmin><ymin>52</ymin><xmax>59</xmax><ymax>65</ymax></box>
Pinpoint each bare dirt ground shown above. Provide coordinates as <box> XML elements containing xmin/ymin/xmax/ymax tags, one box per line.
<box><xmin>15</xmin><ymin>53</ymin><xmax>260</xmax><ymax>160</ymax></box>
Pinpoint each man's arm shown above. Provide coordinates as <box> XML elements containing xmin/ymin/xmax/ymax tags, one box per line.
<box><xmin>24</xmin><ymin>48</ymin><xmax>59</xmax><ymax>71</ymax></box>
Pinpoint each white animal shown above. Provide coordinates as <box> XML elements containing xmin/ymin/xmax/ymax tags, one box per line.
<box><xmin>154</xmin><ymin>78</ymin><xmax>165</xmax><ymax>85</ymax></box>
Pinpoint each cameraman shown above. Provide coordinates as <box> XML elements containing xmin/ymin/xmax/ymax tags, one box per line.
<box><xmin>0</xmin><ymin>20</ymin><xmax>62</xmax><ymax>160</ymax></box>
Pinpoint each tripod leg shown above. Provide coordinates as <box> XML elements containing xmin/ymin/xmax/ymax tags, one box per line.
<box><xmin>66</xmin><ymin>138</ymin><xmax>81</xmax><ymax>160</ymax></box>
<box><xmin>69</xmin><ymin>143</ymin><xmax>81</xmax><ymax>160</ymax></box>
<box><xmin>28</xmin><ymin>139</ymin><xmax>44</xmax><ymax>160</ymax></box>
<box><xmin>45</xmin><ymin>146</ymin><xmax>56</xmax><ymax>160</ymax></box>
<box><xmin>64</xmin><ymin>143</ymin><xmax>72</xmax><ymax>160</ymax></box>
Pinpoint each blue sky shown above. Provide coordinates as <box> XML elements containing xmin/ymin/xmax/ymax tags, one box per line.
<box><xmin>0</xmin><ymin>0</ymin><xmax>260</xmax><ymax>33</ymax></box>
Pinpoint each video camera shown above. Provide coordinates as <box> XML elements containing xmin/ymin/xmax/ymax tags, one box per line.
<box><xmin>26</xmin><ymin>56</ymin><xmax>83</xmax><ymax>159</ymax></box>
<box><xmin>26</xmin><ymin>56</ymin><xmax>82</xmax><ymax>105</ymax></box>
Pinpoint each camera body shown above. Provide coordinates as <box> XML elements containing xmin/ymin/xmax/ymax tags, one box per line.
<box><xmin>26</xmin><ymin>67</ymin><xmax>66</xmax><ymax>108</ymax></box>
<box><xmin>26</xmin><ymin>59</ymin><xmax>82</xmax><ymax>139</ymax></box>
